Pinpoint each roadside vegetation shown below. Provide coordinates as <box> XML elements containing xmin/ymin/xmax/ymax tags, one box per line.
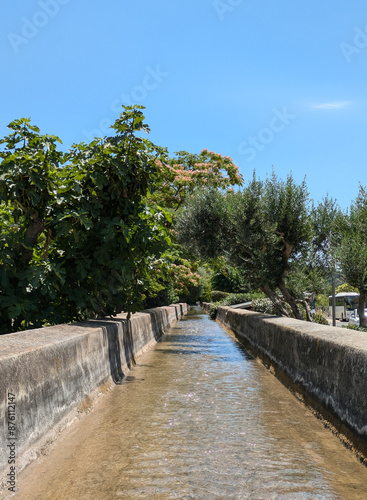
<box><xmin>343</xmin><ymin>324</ymin><xmax>367</xmax><ymax>333</ymax></box>
<box><xmin>1</xmin><ymin>105</ymin><xmax>366</xmax><ymax>333</ymax></box>
<box><xmin>208</xmin><ymin>292</ymin><xmax>263</xmax><ymax>320</ymax></box>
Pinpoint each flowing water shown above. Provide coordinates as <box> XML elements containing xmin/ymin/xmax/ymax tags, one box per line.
<box><xmin>8</xmin><ymin>308</ymin><xmax>367</xmax><ymax>499</ymax></box>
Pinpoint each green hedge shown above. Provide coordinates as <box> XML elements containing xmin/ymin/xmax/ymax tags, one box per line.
<box><xmin>208</xmin><ymin>292</ymin><xmax>259</xmax><ymax>320</ymax></box>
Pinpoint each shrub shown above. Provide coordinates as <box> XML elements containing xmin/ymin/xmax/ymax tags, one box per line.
<box><xmin>252</xmin><ymin>298</ymin><xmax>277</xmax><ymax>315</ymax></box>
<box><xmin>199</xmin><ymin>285</ymin><xmax>212</xmax><ymax>303</ymax></box>
<box><xmin>208</xmin><ymin>292</ymin><xmax>256</xmax><ymax>320</ymax></box>
<box><xmin>313</xmin><ymin>313</ymin><xmax>329</xmax><ymax>325</ymax></box>
<box><xmin>209</xmin><ymin>305</ymin><xmax>219</xmax><ymax>320</ymax></box>
<box><xmin>178</xmin><ymin>283</ymin><xmax>202</xmax><ymax>305</ymax></box>
<box><xmin>211</xmin><ymin>266</ymin><xmax>249</xmax><ymax>293</ymax></box>
<box><xmin>218</xmin><ymin>293</ymin><xmax>253</xmax><ymax>306</ymax></box>
<box><xmin>315</xmin><ymin>294</ymin><xmax>329</xmax><ymax>313</ymax></box>
<box><xmin>343</xmin><ymin>324</ymin><xmax>367</xmax><ymax>333</ymax></box>
<box><xmin>143</xmin><ymin>282</ymin><xmax>177</xmax><ymax>309</ymax></box>
<box><xmin>211</xmin><ymin>290</ymin><xmax>229</xmax><ymax>302</ymax></box>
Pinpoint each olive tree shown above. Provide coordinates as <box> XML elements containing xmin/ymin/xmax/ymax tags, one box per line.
<box><xmin>338</xmin><ymin>186</ymin><xmax>367</xmax><ymax>326</ymax></box>
<box><xmin>176</xmin><ymin>172</ymin><xmax>314</xmax><ymax>319</ymax></box>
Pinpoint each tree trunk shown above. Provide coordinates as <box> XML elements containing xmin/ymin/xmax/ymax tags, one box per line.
<box><xmin>260</xmin><ymin>284</ymin><xmax>291</xmax><ymax>317</ymax></box>
<box><xmin>358</xmin><ymin>294</ymin><xmax>367</xmax><ymax>327</ymax></box>
<box><xmin>277</xmin><ymin>242</ymin><xmax>305</xmax><ymax>320</ymax></box>
<box><xmin>278</xmin><ymin>279</ymin><xmax>303</xmax><ymax>320</ymax></box>
<box><xmin>296</xmin><ymin>299</ymin><xmax>314</xmax><ymax>322</ymax></box>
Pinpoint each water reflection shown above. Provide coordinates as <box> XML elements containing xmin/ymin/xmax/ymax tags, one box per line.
<box><xmin>8</xmin><ymin>307</ymin><xmax>367</xmax><ymax>500</ymax></box>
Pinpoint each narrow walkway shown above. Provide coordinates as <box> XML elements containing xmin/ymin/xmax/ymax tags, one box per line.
<box><xmin>7</xmin><ymin>308</ymin><xmax>367</xmax><ymax>499</ymax></box>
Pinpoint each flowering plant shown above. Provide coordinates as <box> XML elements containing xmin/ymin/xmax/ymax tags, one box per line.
<box><xmin>151</xmin><ymin>149</ymin><xmax>243</xmax><ymax>211</ymax></box>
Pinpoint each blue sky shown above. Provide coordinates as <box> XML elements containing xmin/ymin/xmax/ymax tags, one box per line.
<box><xmin>1</xmin><ymin>0</ymin><xmax>366</xmax><ymax>210</ymax></box>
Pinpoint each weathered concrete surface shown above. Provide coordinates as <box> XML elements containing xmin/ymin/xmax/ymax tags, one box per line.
<box><xmin>216</xmin><ymin>306</ymin><xmax>367</xmax><ymax>460</ymax></box>
<box><xmin>0</xmin><ymin>304</ymin><xmax>188</xmax><ymax>490</ymax></box>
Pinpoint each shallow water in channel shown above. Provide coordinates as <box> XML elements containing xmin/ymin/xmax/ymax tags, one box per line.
<box><xmin>8</xmin><ymin>307</ymin><xmax>367</xmax><ymax>499</ymax></box>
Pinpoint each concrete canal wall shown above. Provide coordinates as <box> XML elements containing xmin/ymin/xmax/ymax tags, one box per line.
<box><xmin>0</xmin><ymin>304</ymin><xmax>188</xmax><ymax>490</ymax></box>
<box><xmin>207</xmin><ymin>304</ymin><xmax>367</xmax><ymax>460</ymax></box>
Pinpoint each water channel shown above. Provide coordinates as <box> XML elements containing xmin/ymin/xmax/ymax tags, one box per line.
<box><xmin>8</xmin><ymin>307</ymin><xmax>367</xmax><ymax>499</ymax></box>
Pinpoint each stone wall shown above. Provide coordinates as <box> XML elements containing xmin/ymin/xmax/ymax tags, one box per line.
<box><xmin>215</xmin><ymin>306</ymin><xmax>367</xmax><ymax>460</ymax></box>
<box><xmin>0</xmin><ymin>304</ymin><xmax>188</xmax><ymax>489</ymax></box>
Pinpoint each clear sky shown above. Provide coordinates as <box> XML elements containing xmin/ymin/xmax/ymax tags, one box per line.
<box><xmin>1</xmin><ymin>0</ymin><xmax>366</xmax><ymax>210</ymax></box>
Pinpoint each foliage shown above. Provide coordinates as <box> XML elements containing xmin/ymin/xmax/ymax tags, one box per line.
<box><xmin>142</xmin><ymin>282</ymin><xmax>177</xmax><ymax>309</ymax></box>
<box><xmin>197</xmin><ymin>265</ymin><xmax>212</xmax><ymax>303</ymax></box>
<box><xmin>145</xmin><ymin>143</ymin><xmax>244</xmax><ymax>307</ymax></box>
<box><xmin>306</xmin><ymin>196</ymin><xmax>344</xmax><ymax>298</ymax></box>
<box><xmin>0</xmin><ymin>107</ymin><xmax>171</xmax><ymax>333</ymax></box>
<box><xmin>313</xmin><ymin>313</ymin><xmax>329</xmax><ymax>325</ymax></box>
<box><xmin>315</xmin><ymin>293</ymin><xmax>329</xmax><ymax>312</ymax></box>
<box><xmin>337</xmin><ymin>185</ymin><xmax>367</xmax><ymax>326</ymax></box>
<box><xmin>176</xmin><ymin>171</ymin><xmax>314</xmax><ymax>320</ymax></box>
<box><xmin>208</xmin><ymin>292</ymin><xmax>260</xmax><ymax>320</ymax></box>
<box><xmin>171</xmin><ymin>259</ymin><xmax>202</xmax><ymax>303</ymax></box>
<box><xmin>218</xmin><ymin>292</ymin><xmax>257</xmax><ymax>306</ymax></box>
<box><xmin>208</xmin><ymin>306</ymin><xmax>219</xmax><ymax>320</ymax></box>
<box><xmin>175</xmin><ymin>188</ymin><xmax>232</xmax><ymax>259</ymax></box>
<box><xmin>343</xmin><ymin>323</ymin><xmax>367</xmax><ymax>333</ymax></box>
<box><xmin>311</xmin><ymin>196</ymin><xmax>342</xmax><ymax>268</ymax></box>
<box><xmin>0</xmin><ymin>103</ymin><xmax>245</xmax><ymax>332</ymax></box>
<box><xmin>0</xmin><ymin>118</ymin><xmax>65</xmax><ymax>332</ymax></box>
<box><xmin>274</xmin><ymin>196</ymin><xmax>343</xmax><ymax>306</ymax></box>
<box><xmin>141</xmin><ymin>248</ymin><xmax>205</xmax><ymax>308</ymax></box>
<box><xmin>335</xmin><ymin>283</ymin><xmax>359</xmax><ymax>294</ymax></box>
<box><xmin>211</xmin><ymin>290</ymin><xmax>230</xmax><ymax>302</ymax></box>
<box><xmin>150</xmin><ymin>150</ymin><xmax>243</xmax><ymax>212</ymax></box>
<box><xmin>285</xmin><ymin>260</ymin><xmax>329</xmax><ymax>301</ymax></box>
<box><xmin>252</xmin><ymin>298</ymin><xmax>277</xmax><ymax>315</ymax></box>
<box><xmin>211</xmin><ymin>265</ymin><xmax>249</xmax><ymax>293</ymax></box>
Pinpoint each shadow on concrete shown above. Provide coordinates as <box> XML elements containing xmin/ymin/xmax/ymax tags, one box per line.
<box><xmin>100</xmin><ymin>318</ymin><xmax>137</xmax><ymax>382</ymax></box>
<box><xmin>78</xmin><ymin>317</ymin><xmax>135</xmax><ymax>385</ymax></box>
<box><xmin>139</xmin><ymin>307</ymin><xmax>172</xmax><ymax>341</ymax></box>
<box><xmin>77</xmin><ymin>305</ymin><xmax>182</xmax><ymax>386</ymax></box>
<box><xmin>168</xmin><ymin>303</ymin><xmax>184</xmax><ymax>321</ymax></box>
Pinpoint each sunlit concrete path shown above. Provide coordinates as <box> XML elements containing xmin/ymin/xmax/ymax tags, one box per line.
<box><xmin>4</xmin><ymin>308</ymin><xmax>367</xmax><ymax>499</ymax></box>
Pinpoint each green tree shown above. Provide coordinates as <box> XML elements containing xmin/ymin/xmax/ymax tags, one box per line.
<box><xmin>285</xmin><ymin>260</ymin><xmax>328</xmax><ymax>304</ymax></box>
<box><xmin>144</xmin><ymin>139</ymin><xmax>244</xmax><ymax>308</ymax></box>
<box><xmin>211</xmin><ymin>264</ymin><xmax>249</xmax><ymax>294</ymax></box>
<box><xmin>176</xmin><ymin>172</ymin><xmax>314</xmax><ymax>319</ymax></box>
<box><xmin>335</xmin><ymin>283</ymin><xmax>358</xmax><ymax>294</ymax></box>
<box><xmin>150</xmin><ymin>149</ymin><xmax>243</xmax><ymax>212</ymax></box>
<box><xmin>261</xmin><ymin>171</ymin><xmax>312</xmax><ymax>318</ymax></box>
<box><xmin>0</xmin><ymin>118</ymin><xmax>65</xmax><ymax>332</ymax></box>
<box><xmin>338</xmin><ymin>186</ymin><xmax>367</xmax><ymax>326</ymax></box>
<box><xmin>0</xmin><ymin>106</ymin><xmax>171</xmax><ymax>333</ymax></box>
<box><xmin>54</xmin><ymin>106</ymin><xmax>171</xmax><ymax>320</ymax></box>
<box><xmin>311</xmin><ymin>196</ymin><xmax>341</xmax><ymax>267</ymax></box>
<box><xmin>282</xmin><ymin>196</ymin><xmax>343</xmax><ymax>311</ymax></box>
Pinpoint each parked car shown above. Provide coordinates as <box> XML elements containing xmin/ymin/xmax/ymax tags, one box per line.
<box><xmin>348</xmin><ymin>309</ymin><xmax>367</xmax><ymax>327</ymax></box>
